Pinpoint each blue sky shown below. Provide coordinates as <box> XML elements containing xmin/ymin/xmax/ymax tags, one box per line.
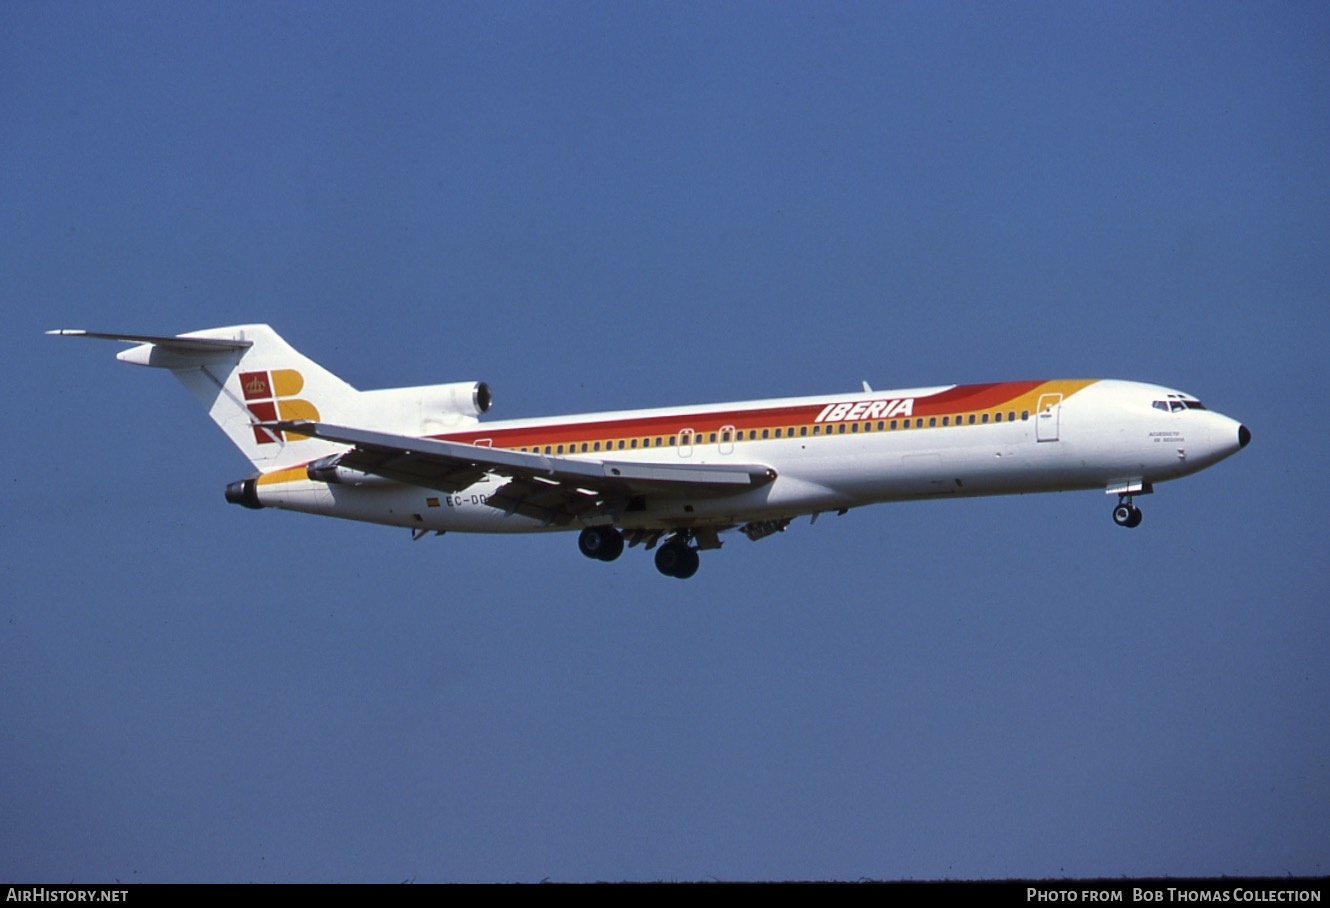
<box><xmin>3</xmin><ymin>1</ymin><xmax>1327</xmax><ymax>882</ymax></box>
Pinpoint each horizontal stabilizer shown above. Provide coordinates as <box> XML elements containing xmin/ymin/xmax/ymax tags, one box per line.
<box><xmin>47</xmin><ymin>329</ymin><xmax>253</xmax><ymax>353</ymax></box>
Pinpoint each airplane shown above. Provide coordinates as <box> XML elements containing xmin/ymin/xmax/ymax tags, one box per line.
<box><xmin>51</xmin><ymin>324</ymin><xmax>1251</xmax><ymax>578</ymax></box>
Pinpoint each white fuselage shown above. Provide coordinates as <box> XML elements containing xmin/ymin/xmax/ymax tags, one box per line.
<box><xmin>252</xmin><ymin>378</ymin><xmax>1248</xmax><ymax>535</ymax></box>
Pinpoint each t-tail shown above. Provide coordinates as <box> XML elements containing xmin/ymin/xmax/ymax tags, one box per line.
<box><xmin>48</xmin><ymin>325</ymin><xmax>493</xmax><ymax>473</ymax></box>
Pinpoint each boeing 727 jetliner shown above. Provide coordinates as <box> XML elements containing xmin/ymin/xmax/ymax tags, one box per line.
<box><xmin>52</xmin><ymin>325</ymin><xmax>1250</xmax><ymax>578</ymax></box>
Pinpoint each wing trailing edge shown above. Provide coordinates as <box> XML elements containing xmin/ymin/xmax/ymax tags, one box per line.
<box><xmin>271</xmin><ymin>420</ymin><xmax>777</xmax><ymax>520</ymax></box>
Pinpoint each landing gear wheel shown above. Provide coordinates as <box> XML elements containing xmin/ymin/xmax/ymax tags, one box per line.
<box><xmin>674</xmin><ymin>547</ymin><xmax>700</xmax><ymax>579</ymax></box>
<box><xmin>654</xmin><ymin>541</ymin><xmax>700</xmax><ymax>579</ymax></box>
<box><xmin>578</xmin><ymin>526</ymin><xmax>624</xmax><ymax>561</ymax></box>
<box><xmin>1113</xmin><ymin>503</ymin><xmax>1143</xmax><ymax>528</ymax></box>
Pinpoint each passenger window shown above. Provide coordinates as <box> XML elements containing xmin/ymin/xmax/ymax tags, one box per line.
<box><xmin>630</xmin><ymin>439</ymin><xmax>637</xmax><ymax>448</ymax></box>
<box><xmin>774</xmin><ymin>428</ymin><xmax>782</xmax><ymax>438</ymax></box>
<box><xmin>942</xmin><ymin>416</ymin><xmax>950</xmax><ymax>426</ymax></box>
<box><xmin>928</xmin><ymin>417</ymin><xmax>937</xmax><ymax>427</ymax></box>
<box><xmin>982</xmin><ymin>414</ymin><xmax>990</xmax><ymax>424</ymax></box>
<box><xmin>800</xmin><ymin>426</ymin><xmax>808</xmax><ymax>437</ymax></box>
<box><xmin>968</xmin><ymin>414</ymin><xmax>976</xmax><ymax>425</ymax></box>
<box><xmin>593</xmin><ymin>442</ymin><xmax>601</xmax><ymax>451</ymax></box>
<box><xmin>762</xmin><ymin>429</ymin><xmax>770</xmax><ymax>439</ymax></box>
<box><xmin>1021</xmin><ymin>410</ymin><xmax>1029</xmax><ymax>421</ymax></box>
<box><xmin>995</xmin><ymin>412</ymin><xmax>1003</xmax><ymax>423</ymax></box>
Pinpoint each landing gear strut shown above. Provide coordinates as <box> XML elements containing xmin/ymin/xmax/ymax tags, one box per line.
<box><xmin>654</xmin><ymin>537</ymin><xmax>700</xmax><ymax>579</ymax></box>
<box><xmin>578</xmin><ymin>525</ymin><xmax>624</xmax><ymax>561</ymax></box>
<box><xmin>1112</xmin><ymin>496</ymin><xmax>1143</xmax><ymax>528</ymax></box>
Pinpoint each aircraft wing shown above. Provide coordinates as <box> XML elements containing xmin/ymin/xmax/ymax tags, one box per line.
<box><xmin>273</xmin><ymin>420</ymin><xmax>776</xmax><ymax>526</ymax></box>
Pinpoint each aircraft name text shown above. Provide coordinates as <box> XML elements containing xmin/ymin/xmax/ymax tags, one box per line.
<box><xmin>814</xmin><ymin>398</ymin><xmax>915</xmax><ymax>424</ymax></box>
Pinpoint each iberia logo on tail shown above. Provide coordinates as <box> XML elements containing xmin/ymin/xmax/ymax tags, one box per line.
<box><xmin>240</xmin><ymin>369</ymin><xmax>319</xmax><ymax>443</ymax></box>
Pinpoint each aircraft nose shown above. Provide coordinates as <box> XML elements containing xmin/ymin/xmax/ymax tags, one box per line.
<box><xmin>1199</xmin><ymin>414</ymin><xmax>1248</xmax><ymax>466</ymax></box>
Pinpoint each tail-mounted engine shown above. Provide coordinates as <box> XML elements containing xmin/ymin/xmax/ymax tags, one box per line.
<box><xmin>419</xmin><ymin>380</ymin><xmax>492</xmax><ymax>417</ymax></box>
<box><xmin>305</xmin><ymin>454</ymin><xmax>397</xmax><ymax>487</ymax></box>
<box><xmin>224</xmin><ymin>478</ymin><xmax>263</xmax><ymax>509</ymax></box>
<box><xmin>356</xmin><ymin>380</ymin><xmax>492</xmax><ymax>433</ymax></box>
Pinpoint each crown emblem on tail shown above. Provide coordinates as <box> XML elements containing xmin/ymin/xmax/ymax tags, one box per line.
<box><xmin>238</xmin><ymin>369</ymin><xmax>319</xmax><ymax>445</ymax></box>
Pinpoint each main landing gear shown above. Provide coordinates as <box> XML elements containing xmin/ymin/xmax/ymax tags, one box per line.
<box><xmin>577</xmin><ymin>526</ymin><xmax>701</xmax><ymax>578</ymax></box>
<box><xmin>579</xmin><ymin>521</ymin><xmax>707</xmax><ymax>579</ymax></box>
<box><xmin>653</xmin><ymin>538</ymin><xmax>700</xmax><ymax>579</ymax></box>
<box><xmin>578</xmin><ymin>525</ymin><xmax>624</xmax><ymax>562</ymax></box>
<box><xmin>1112</xmin><ymin>495</ymin><xmax>1144</xmax><ymax>528</ymax></box>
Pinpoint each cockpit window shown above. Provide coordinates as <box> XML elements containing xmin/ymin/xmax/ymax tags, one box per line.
<box><xmin>1154</xmin><ymin>396</ymin><xmax>1207</xmax><ymax>412</ymax></box>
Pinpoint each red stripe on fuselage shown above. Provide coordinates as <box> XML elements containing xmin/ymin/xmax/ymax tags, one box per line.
<box><xmin>430</xmin><ymin>380</ymin><xmax>1048</xmax><ymax>449</ymax></box>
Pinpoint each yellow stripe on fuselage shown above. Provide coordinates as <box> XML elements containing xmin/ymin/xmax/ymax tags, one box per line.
<box><xmin>257</xmin><ymin>466</ymin><xmax>309</xmax><ymax>486</ymax></box>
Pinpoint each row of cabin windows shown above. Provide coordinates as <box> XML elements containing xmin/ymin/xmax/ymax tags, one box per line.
<box><xmin>512</xmin><ymin>409</ymin><xmax>1032</xmax><ymax>456</ymax></box>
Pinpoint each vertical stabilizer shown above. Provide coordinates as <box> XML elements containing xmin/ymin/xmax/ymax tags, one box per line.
<box><xmin>51</xmin><ymin>325</ymin><xmax>357</xmax><ymax>471</ymax></box>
